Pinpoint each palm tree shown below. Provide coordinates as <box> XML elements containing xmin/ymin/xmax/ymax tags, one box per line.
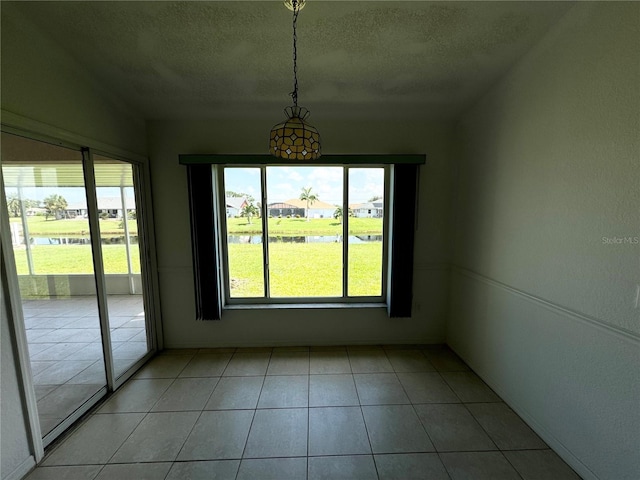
<box><xmin>333</xmin><ymin>206</ymin><xmax>352</xmax><ymax>224</ymax></box>
<box><xmin>299</xmin><ymin>187</ymin><xmax>319</xmax><ymax>221</ymax></box>
<box><xmin>43</xmin><ymin>194</ymin><xmax>68</xmax><ymax>220</ymax></box>
<box><xmin>5</xmin><ymin>195</ymin><xmax>38</xmax><ymax>217</ymax></box>
<box><xmin>240</xmin><ymin>202</ymin><xmax>259</xmax><ymax>225</ymax></box>
<box><xmin>6</xmin><ymin>194</ymin><xmax>21</xmax><ymax>217</ymax></box>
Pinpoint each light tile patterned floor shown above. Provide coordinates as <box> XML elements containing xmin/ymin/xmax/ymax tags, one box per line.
<box><xmin>26</xmin><ymin>345</ymin><xmax>581</xmax><ymax>479</ymax></box>
<box><xmin>23</xmin><ymin>295</ymin><xmax>148</xmax><ymax>435</ymax></box>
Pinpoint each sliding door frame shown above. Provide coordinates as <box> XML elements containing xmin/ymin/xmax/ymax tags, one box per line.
<box><xmin>82</xmin><ymin>148</ymin><xmax>116</xmax><ymax>388</ymax></box>
<box><xmin>0</xmin><ymin>121</ymin><xmax>160</xmax><ymax>450</ymax></box>
<box><xmin>0</xmin><ymin>178</ymin><xmax>45</xmax><ymax>462</ymax></box>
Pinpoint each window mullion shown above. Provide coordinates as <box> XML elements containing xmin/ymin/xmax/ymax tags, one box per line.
<box><xmin>382</xmin><ymin>165</ymin><xmax>391</xmax><ymax>299</ymax></box>
<box><xmin>218</xmin><ymin>167</ymin><xmax>231</xmax><ymax>304</ymax></box>
<box><xmin>342</xmin><ymin>167</ymin><xmax>349</xmax><ymax>299</ymax></box>
<box><xmin>261</xmin><ymin>166</ymin><xmax>270</xmax><ymax>299</ymax></box>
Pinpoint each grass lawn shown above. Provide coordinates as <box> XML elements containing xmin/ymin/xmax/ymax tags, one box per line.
<box><xmin>9</xmin><ymin>215</ymin><xmax>135</xmax><ymax>236</ymax></box>
<box><xmin>13</xmin><ymin>245</ymin><xmax>141</xmax><ymax>275</ymax></box>
<box><xmin>12</xmin><ymin>215</ymin><xmax>379</xmax><ymax>236</ymax></box>
<box><xmin>227</xmin><ymin>217</ymin><xmax>383</xmax><ymax>235</ymax></box>
<box><xmin>228</xmin><ymin>242</ymin><xmax>383</xmax><ymax>298</ymax></box>
<box><xmin>11</xmin><ymin>229</ymin><xmax>383</xmax><ymax>298</ymax></box>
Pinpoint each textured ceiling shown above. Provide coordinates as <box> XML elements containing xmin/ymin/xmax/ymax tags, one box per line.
<box><xmin>4</xmin><ymin>1</ymin><xmax>572</xmax><ymax>121</ymax></box>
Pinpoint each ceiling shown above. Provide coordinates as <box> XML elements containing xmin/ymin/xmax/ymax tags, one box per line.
<box><xmin>4</xmin><ymin>1</ymin><xmax>573</xmax><ymax>121</ymax></box>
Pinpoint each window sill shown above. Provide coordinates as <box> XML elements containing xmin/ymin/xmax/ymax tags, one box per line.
<box><xmin>223</xmin><ymin>302</ymin><xmax>387</xmax><ymax>311</ymax></box>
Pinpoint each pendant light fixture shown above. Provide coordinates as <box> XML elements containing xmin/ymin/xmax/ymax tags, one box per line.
<box><xmin>269</xmin><ymin>0</ymin><xmax>321</xmax><ymax>160</ymax></box>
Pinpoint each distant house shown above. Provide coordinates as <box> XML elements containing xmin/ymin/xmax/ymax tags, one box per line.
<box><xmin>64</xmin><ymin>202</ymin><xmax>87</xmax><ymax>218</ymax></box>
<box><xmin>269</xmin><ymin>198</ymin><xmax>337</xmax><ymax>219</ymax></box>
<box><xmin>65</xmin><ymin>196</ymin><xmax>137</xmax><ymax>219</ymax></box>
<box><xmin>350</xmin><ymin>201</ymin><xmax>383</xmax><ymax>218</ymax></box>
<box><xmin>25</xmin><ymin>207</ymin><xmax>47</xmax><ymax>216</ymax></box>
<box><xmin>226</xmin><ymin>196</ymin><xmax>249</xmax><ymax>217</ymax></box>
<box><xmin>267</xmin><ymin>202</ymin><xmax>304</xmax><ymax>218</ymax></box>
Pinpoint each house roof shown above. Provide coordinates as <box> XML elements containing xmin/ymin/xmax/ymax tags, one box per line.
<box><xmin>281</xmin><ymin>198</ymin><xmax>337</xmax><ymax>210</ymax></box>
<box><xmin>66</xmin><ymin>197</ymin><xmax>136</xmax><ymax>211</ymax></box>
<box><xmin>350</xmin><ymin>202</ymin><xmax>384</xmax><ymax>210</ymax></box>
<box><xmin>225</xmin><ymin>197</ymin><xmax>247</xmax><ymax>210</ymax></box>
<box><xmin>267</xmin><ymin>202</ymin><xmax>298</xmax><ymax>209</ymax></box>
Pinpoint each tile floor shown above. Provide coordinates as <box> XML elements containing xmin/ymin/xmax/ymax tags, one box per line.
<box><xmin>23</xmin><ymin>295</ymin><xmax>149</xmax><ymax>435</ymax></box>
<box><xmin>25</xmin><ymin>345</ymin><xmax>581</xmax><ymax>480</ymax></box>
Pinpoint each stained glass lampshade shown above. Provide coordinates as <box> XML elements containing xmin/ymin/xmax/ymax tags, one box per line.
<box><xmin>269</xmin><ymin>106</ymin><xmax>321</xmax><ymax>160</ymax></box>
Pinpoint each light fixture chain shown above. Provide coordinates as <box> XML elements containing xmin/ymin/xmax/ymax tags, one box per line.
<box><xmin>271</xmin><ymin>0</ymin><xmax>320</xmax><ymax>159</ymax></box>
<box><xmin>290</xmin><ymin>0</ymin><xmax>299</xmax><ymax>107</ymax></box>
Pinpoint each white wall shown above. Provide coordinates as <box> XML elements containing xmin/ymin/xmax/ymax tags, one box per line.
<box><xmin>1</xmin><ymin>5</ymin><xmax>149</xmax><ymax>477</ymax></box>
<box><xmin>0</xmin><ymin>3</ymin><xmax>147</xmax><ymax>156</ymax></box>
<box><xmin>448</xmin><ymin>3</ymin><xmax>639</xmax><ymax>480</ymax></box>
<box><xmin>148</xmin><ymin>118</ymin><xmax>454</xmax><ymax>347</ymax></box>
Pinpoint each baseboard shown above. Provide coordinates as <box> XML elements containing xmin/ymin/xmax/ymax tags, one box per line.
<box><xmin>4</xmin><ymin>455</ymin><xmax>35</xmax><ymax>480</ymax></box>
<box><xmin>448</xmin><ymin>268</ymin><xmax>639</xmax><ymax>480</ymax></box>
<box><xmin>449</xmin><ymin>345</ymin><xmax>598</xmax><ymax>480</ymax></box>
<box><xmin>164</xmin><ymin>338</ymin><xmax>447</xmax><ymax>349</ymax></box>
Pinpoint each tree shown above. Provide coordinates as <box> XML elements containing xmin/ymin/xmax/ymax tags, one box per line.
<box><xmin>227</xmin><ymin>191</ymin><xmax>255</xmax><ymax>203</ymax></box>
<box><xmin>368</xmin><ymin>195</ymin><xmax>383</xmax><ymax>202</ymax></box>
<box><xmin>6</xmin><ymin>195</ymin><xmax>38</xmax><ymax>217</ymax></box>
<box><xmin>43</xmin><ymin>194</ymin><xmax>68</xmax><ymax>220</ymax></box>
<box><xmin>299</xmin><ymin>187</ymin><xmax>319</xmax><ymax>221</ymax></box>
<box><xmin>6</xmin><ymin>194</ymin><xmax>21</xmax><ymax>217</ymax></box>
<box><xmin>119</xmin><ymin>211</ymin><xmax>137</xmax><ymax>229</ymax></box>
<box><xmin>240</xmin><ymin>202</ymin><xmax>259</xmax><ymax>225</ymax></box>
<box><xmin>333</xmin><ymin>206</ymin><xmax>353</xmax><ymax>224</ymax></box>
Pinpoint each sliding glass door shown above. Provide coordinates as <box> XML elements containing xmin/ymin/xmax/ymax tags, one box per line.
<box><xmin>92</xmin><ymin>155</ymin><xmax>151</xmax><ymax>377</ymax></box>
<box><xmin>1</xmin><ymin>133</ymin><xmax>108</xmax><ymax>438</ymax></box>
<box><xmin>1</xmin><ymin>131</ymin><xmax>154</xmax><ymax>444</ymax></box>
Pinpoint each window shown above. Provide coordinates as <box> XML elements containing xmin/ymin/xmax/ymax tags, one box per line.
<box><xmin>182</xmin><ymin>155</ymin><xmax>424</xmax><ymax>319</ymax></box>
<box><xmin>218</xmin><ymin>166</ymin><xmax>388</xmax><ymax>302</ymax></box>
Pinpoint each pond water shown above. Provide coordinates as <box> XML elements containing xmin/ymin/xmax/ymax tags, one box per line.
<box><xmin>31</xmin><ymin>236</ymin><xmax>139</xmax><ymax>245</ymax></box>
<box><xmin>29</xmin><ymin>234</ymin><xmax>381</xmax><ymax>246</ymax></box>
<box><xmin>227</xmin><ymin>234</ymin><xmax>383</xmax><ymax>244</ymax></box>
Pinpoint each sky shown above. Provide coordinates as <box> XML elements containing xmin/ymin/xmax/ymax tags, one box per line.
<box><xmin>4</xmin><ymin>187</ymin><xmax>133</xmax><ymax>206</ymax></box>
<box><xmin>5</xmin><ymin>166</ymin><xmax>385</xmax><ymax>208</ymax></box>
<box><xmin>224</xmin><ymin>167</ymin><xmax>385</xmax><ymax>206</ymax></box>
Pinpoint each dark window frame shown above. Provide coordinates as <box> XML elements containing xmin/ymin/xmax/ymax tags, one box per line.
<box><xmin>182</xmin><ymin>155</ymin><xmax>424</xmax><ymax>320</ymax></box>
<box><xmin>218</xmin><ymin>164</ymin><xmax>389</xmax><ymax>304</ymax></box>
